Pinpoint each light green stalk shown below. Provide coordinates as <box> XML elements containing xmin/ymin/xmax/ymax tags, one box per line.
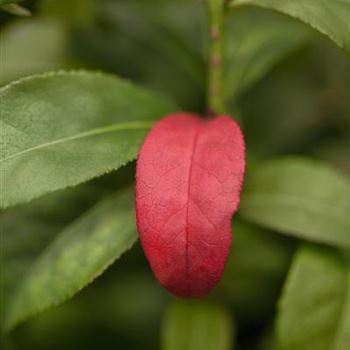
<box><xmin>207</xmin><ymin>0</ymin><xmax>227</xmax><ymax>116</ymax></box>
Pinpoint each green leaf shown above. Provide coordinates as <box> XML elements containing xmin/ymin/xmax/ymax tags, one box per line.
<box><xmin>4</xmin><ymin>186</ymin><xmax>138</xmax><ymax>331</ymax></box>
<box><xmin>225</xmin><ymin>7</ymin><xmax>311</xmax><ymax>98</ymax></box>
<box><xmin>240</xmin><ymin>157</ymin><xmax>350</xmax><ymax>248</ymax></box>
<box><xmin>0</xmin><ymin>0</ymin><xmax>21</xmax><ymax>6</ymax></box>
<box><xmin>312</xmin><ymin>138</ymin><xmax>350</xmax><ymax>175</ymax></box>
<box><xmin>1</xmin><ymin>167</ymin><xmax>134</xmax><ymax>329</ymax></box>
<box><xmin>277</xmin><ymin>245</ymin><xmax>350</xmax><ymax>350</ymax></box>
<box><xmin>1</xmin><ymin>173</ymin><xmax>118</xmax><ymax>320</ymax></box>
<box><xmin>0</xmin><ymin>19</ymin><xmax>68</xmax><ymax>85</ymax></box>
<box><xmin>230</xmin><ymin>0</ymin><xmax>350</xmax><ymax>55</ymax></box>
<box><xmin>1</xmin><ymin>3</ymin><xmax>30</xmax><ymax>16</ymax></box>
<box><xmin>258</xmin><ymin>326</ymin><xmax>279</xmax><ymax>350</ymax></box>
<box><xmin>161</xmin><ymin>300</ymin><xmax>233</xmax><ymax>350</ymax></box>
<box><xmin>218</xmin><ymin>219</ymin><xmax>293</xmax><ymax>321</ymax></box>
<box><xmin>70</xmin><ymin>0</ymin><xmax>206</xmax><ymax>110</ymax></box>
<box><xmin>1</xmin><ymin>71</ymin><xmax>176</xmax><ymax>208</ymax></box>
<box><xmin>38</xmin><ymin>0</ymin><xmax>96</xmax><ymax>26</ymax></box>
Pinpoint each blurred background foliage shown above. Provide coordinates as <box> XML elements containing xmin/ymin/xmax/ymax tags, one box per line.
<box><xmin>1</xmin><ymin>0</ymin><xmax>349</xmax><ymax>349</ymax></box>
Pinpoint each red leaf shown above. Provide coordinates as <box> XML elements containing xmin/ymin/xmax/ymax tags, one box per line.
<box><xmin>135</xmin><ymin>113</ymin><xmax>245</xmax><ymax>297</ymax></box>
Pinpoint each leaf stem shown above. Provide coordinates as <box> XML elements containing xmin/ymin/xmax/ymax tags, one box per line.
<box><xmin>207</xmin><ymin>0</ymin><xmax>226</xmax><ymax>116</ymax></box>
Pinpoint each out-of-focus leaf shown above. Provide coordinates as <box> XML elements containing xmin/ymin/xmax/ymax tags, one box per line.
<box><xmin>0</xmin><ymin>0</ymin><xmax>21</xmax><ymax>6</ymax></box>
<box><xmin>103</xmin><ymin>0</ymin><xmax>206</xmax><ymax>84</ymax></box>
<box><xmin>4</xmin><ymin>186</ymin><xmax>138</xmax><ymax>331</ymax></box>
<box><xmin>0</xmin><ymin>169</ymin><xmax>127</xmax><ymax>324</ymax></box>
<box><xmin>71</xmin><ymin>0</ymin><xmax>206</xmax><ymax>110</ymax></box>
<box><xmin>257</xmin><ymin>326</ymin><xmax>279</xmax><ymax>350</ymax></box>
<box><xmin>225</xmin><ymin>7</ymin><xmax>310</xmax><ymax>98</ymax></box>
<box><xmin>239</xmin><ymin>40</ymin><xmax>350</xmax><ymax>157</ymax></box>
<box><xmin>8</xmin><ymin>264</ymin><xmax>168</xmax><ymax>350</ymax></box>
<box><xmin>1</xmin><ymin>71</ymin><xmax>176</xmax><ymax>208</ymax></box>
<box><xmin>230</xmin><ymin>0</ymin><xmax>350</xmax><ymax>55</ymax></box>
<box><xmin>218</xmin><ymin>219</ymin><xmax>293</xmax><ymax>321</ymax></box>
<box><xmin>0</xmin><ymin>19</ymin><xmax>68</xmax><ymax>84</ymax></box>
<box><xmin>38</xmin><ymin>0</ymin><xmax>96</xmax><ymax>25</ymax></box>
<box><xmin>2</xmin><ymin>193</ymin><xmax>81</xmax><ymax>319</ymax></box>
<box><xmin>1</xmin><ymin>4</ymin><xmax>30</xmax><ymax>16</ymax></box>
<box><xmin>161</xmin><ymin>300</ymin><xmax>233</xmax><ymax>350</ymax></box>
<box><xmin>240</xmin><ymin>157</ymin><xmax>350</xmax><ymax>248</ymax></box>
<box><xmin>277</xmin><ymin>244</ymin><xmax>350</xmax><ymax>350</ymax></box>
<box><xmin>312</xmin><ymin>139</ymin><xmax>350</xmax><ymax>175</ymax></box>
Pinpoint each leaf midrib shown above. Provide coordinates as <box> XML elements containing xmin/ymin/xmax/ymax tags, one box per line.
<box><xmin>184</xmin><ymin>122</ymin><xmax>203</xmax><ymax>296</ymax></box>
<box><xmin>1</xmin><ymin>120</ymin><xmax>155</xmax><ymax>162</ymax></box>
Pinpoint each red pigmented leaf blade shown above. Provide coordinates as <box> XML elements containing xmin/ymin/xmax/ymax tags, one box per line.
<box><xmin>136</xmin><ymin>113</ymin><xmax>245</xmax><ymax>297</ymax></box>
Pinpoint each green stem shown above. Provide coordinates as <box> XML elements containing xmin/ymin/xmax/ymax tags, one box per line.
<box><xmin>207</xmin><ymin>0</ymin><xmax>226</xmax><ymax>116</ymax></box>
